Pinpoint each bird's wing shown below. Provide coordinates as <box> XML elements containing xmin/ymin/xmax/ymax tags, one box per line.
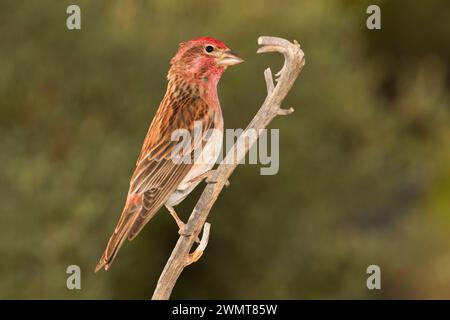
<box><xmin>96</xmin><ymin>94</ymin><xmax>217</xmax><ymax>271</ymax></box>
<box><xmin>127</xmin><ymin>96</ymin><xmax>217</xmax><ymax>238</ymax></box>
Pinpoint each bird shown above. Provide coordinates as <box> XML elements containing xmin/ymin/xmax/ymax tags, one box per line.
<box><xmin>95</xmin><ymin>37</ymin><xmax>243</xmax><ymax>272</ymax></box>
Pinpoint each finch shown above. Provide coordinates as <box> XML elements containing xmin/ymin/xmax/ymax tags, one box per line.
<box><xmin>95</xmin><ymin>37</ymin><xmax>243</xmax><ymax>272</ymax></box>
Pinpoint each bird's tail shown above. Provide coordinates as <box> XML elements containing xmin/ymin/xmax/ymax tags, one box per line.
<box><xmin>95</xmin><ymin>197</ymin><xmax>141</xmax><ymax>272</ymax></box>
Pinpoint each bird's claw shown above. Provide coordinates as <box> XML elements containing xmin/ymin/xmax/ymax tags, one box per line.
<box><xmin>178</xmin><ymin>226</ymin><xmax>200</xmax><ymax>243</ymax></box>
<box><xmin>206</xmin><ymin>176</ymin><xmax>230</xmax><ymax>188</ymax></box>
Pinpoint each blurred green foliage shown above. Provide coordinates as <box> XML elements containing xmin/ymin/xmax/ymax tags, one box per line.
<box><xmin>1</xmin><ymin>0</ymin><xmax>449</xmax><ymax>299</ymax></box>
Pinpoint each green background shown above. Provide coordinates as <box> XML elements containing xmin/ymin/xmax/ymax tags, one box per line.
<box><xmin>1</xmin><ymin>0</ymin><xmax>450</xmax><ymax>299</ymax></box>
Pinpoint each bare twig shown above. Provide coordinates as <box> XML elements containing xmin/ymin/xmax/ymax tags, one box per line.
<box><xmin>151</xmin><ymin>36</ymin><xmax>305</xmax><ymax>300</ymax></box>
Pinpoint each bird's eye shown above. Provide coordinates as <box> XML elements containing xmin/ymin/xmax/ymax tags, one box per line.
<box><xmin>205</xmin><ymin>45</ymin><xmax>214</xmax><ymax>53</ymax></box>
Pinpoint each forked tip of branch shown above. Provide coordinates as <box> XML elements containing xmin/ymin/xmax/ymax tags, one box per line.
<box><xmin>257</xmin><ymin>36</ymin><xmax>305</xmax><ymax>82</ymax></box>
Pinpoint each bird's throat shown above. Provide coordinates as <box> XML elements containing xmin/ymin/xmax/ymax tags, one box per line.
<box><xmin>168</xmin><ymin>72</ymin><xmax>220</xmax><ymax>107</ymax></box>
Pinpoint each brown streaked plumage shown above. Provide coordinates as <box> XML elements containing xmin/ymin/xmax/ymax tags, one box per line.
<box><xmin>95</xmin><ymin>37</ymin><xmax>243</xmax><ymax>272</ymax></box>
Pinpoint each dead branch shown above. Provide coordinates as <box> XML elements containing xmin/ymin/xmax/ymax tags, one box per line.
<box><xmin>151</xmin><ymin>36</ymin><xmax>305</xmax><ymax>300</ymax></box>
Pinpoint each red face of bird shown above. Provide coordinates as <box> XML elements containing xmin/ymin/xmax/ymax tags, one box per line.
<box><xmin>170</xmin><ymin>37</ymin><xmax>243</xmax><ymax>83</ymax></box>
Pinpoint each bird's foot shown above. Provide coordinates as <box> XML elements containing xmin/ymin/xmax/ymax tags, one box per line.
<box><xmin>166</xmin><ymin>204</ymin><xmax>200</xmax><ymax>243</ymax></box>
<box><xmin>205</xmin><ymin>170</ymin><xmax>230</xmax><ymax>188</ymax></box>
<box><xmin>178</xmin><ymin>225</ymin><xmax>200</xmax><ymax>243</ymax></box>
<box><xmin>188</xmin><ymin>170</ymin><xmax>230</xmax><ymax>188</ymax></box>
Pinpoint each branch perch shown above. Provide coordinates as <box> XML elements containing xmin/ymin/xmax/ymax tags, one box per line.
<box><xmin>151</xmin><ymin>36</ymin><xmax>305</xmax><ymax>300</ymax></box>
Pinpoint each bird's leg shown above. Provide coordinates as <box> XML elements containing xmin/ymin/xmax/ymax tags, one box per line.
<box><xmin>165</xmin><ymin>205</ymin><xmax>200</xmax><ymax>243</ymax></box>
<box><xmin>187</xmin><ymin>170</ymin><xmax>213</xmax><ymax>184</ymax></box>
<box><xmin>188</xmin><ymin>169</ymin><xmax>230</xmax><ymax>187</ymax></box>
<box><xmin>165</xmin><ymin>205</ymin><xmax>189</xmax><ymax>234</ymax></box>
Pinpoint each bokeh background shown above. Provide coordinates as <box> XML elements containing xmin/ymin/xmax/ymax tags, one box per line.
<box><xmin>1</xmin><ymin>0</ymin><xmax>450</xmax><ymax>299</ymax></box>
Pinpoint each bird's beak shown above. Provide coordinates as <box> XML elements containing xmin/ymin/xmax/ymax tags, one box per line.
<box><xmin>217</xmin><ymin>50</ymin><xmax>244</xmax><ymax>67</ymax></box>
